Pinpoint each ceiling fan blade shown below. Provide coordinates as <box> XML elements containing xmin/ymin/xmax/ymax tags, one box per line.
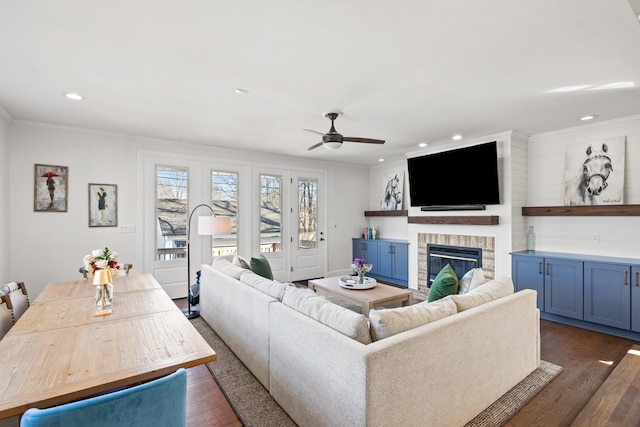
<box><xmin>303</xmin><ymin>129</ymin><xmax>325</xmax><ymax>136</ymax></box>
<box><xmin>307</xmin><ymin>142</ymin><xmax>324</xmax><ymax>151</ymax></box>
<box><xmin>343</xmin><ymin>137</ymin><xmax>385</xmax><ymax>144</ymax></box>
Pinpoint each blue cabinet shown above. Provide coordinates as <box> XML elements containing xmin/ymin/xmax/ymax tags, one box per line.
<box><xmin>352</xmin><ymin>238</ymin><xmax>408</xmax><ymax>287</ymax></box>
<box><xmin>584</xmin><ymin>262</ymin><xmax>630</xmax><ymax>329</ymax></box>
<box><xmin>512</xmin><ymin>250</ymin><xmax>640</xmax><ymax>340</ymax></box>
<box><xmin>544</xmin><ymin>258</ymin><xmax>583</xmax><ymax>320</ymax></box>
<box><xmin>376</xmin><ymin>241</ymin><xmax>409</xmax><ymax>287</ymax></box>
<box><xmin>512</xmin><ymin>254</ymin><xmax>582</xmax><ymax>318</ymax></box>
<box><xmin>352</xmin><ymin>239</ymin><xmax>378</xmax><ymax>275</ymax></box>
<box><xmin>632</xmin><ymin>267</ymin><xmax>640</xmax><ymax>333</ymax></box>
<box><xmin>511</xmin><ymin>255</ymin><xmax>544</xmax><ymax>310</ymax></box>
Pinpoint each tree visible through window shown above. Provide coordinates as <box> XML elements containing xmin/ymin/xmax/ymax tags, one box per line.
<box><xmin>298</xmin><ymin>177</ymin><xmax>317</xmax><ymax>249</ymax></box>
<box><xmin>211</xmin><ymin>171</ymin><xmax>238</xmax><ymax>256</ymax></box>
<box><xmin>156</xmin><ymin>166</ymin><xmax>188</xmax><ymax>260</ymax></box>
<box><xmin>260</xmin><ymin>174</ymin><xmax>282</xmax><ymax>253</ymax></box>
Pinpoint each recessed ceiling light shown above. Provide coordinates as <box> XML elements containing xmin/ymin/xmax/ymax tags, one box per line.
<box><xmin>579</xmin><ymin>115</ymin><xmax>597</xmax><ymax>121</ymax></box>
<box><xmin>64</xmin><ymin>92</ymin><xmax>83</xmax><ymax>101</ymax></box>
<box><xmin>378</xmin><ymin>158</ymin><xmax>385</xmax><ymax>162</ymax></box>
<box><xmin>452</xmin><ymin>134</ymin><xmax>463</xmax><ymax>141</ymax></box>
<box><xmin>418</xmin><ymin>142</ymin><xmax>428</xmax><ymax>148</ymax></box>
<box><xmin>234</xmin><ymin>88</ymin><xmax>249</xmax><ymax>95</ymax></box>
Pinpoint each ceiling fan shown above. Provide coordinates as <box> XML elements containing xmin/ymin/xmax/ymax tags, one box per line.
<box><xmin>304</xmin><ymin>112</ymin><xmax>385</xmax><ymax>151</ymax></box>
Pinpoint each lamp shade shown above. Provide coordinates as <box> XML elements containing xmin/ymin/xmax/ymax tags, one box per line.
<box><xmin>197</xmin><ymin>215</ymin><xmax>231</xmax><ymax>236</ymax></box>
<box><xmin>93</xmin><ymin>269</ymin><xmax>112</xmax><ymax>285</ymax></box>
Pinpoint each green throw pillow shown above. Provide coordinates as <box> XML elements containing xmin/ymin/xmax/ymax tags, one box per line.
<box><xmin>428</xmin><ymin>264</ymin><xmax>459</xmax><ymax>302</ymax></box>
<box><xmin>250</xmin><ymin>253</ymin><xmax>274</xmax><ymax>280</ymax></box>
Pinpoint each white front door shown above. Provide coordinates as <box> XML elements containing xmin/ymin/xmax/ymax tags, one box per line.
<box><xmin>290</xmin><ymin>171</ymin><xmax>325</xmax><ymax>281</ymax></box>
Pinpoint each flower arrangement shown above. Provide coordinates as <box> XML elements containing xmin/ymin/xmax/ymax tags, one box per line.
<box><xmin>83</xmin><ymin>247</ymin><xmax>120</xmax><ymax>276</ymax></box>
<box><xmin>351</xmin><ymin>258</ymin><xmax>372</xmax><ymax>284</ymax></box>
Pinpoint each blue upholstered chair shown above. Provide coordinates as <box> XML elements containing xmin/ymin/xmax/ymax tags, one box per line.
<box><xmin>20</xmin><ymin>368</ymin><xmax>187</xmax><ymax>427</ymax></box>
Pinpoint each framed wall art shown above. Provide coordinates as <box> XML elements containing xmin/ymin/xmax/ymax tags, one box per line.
<box><xmin>379</xmin><ymin>171</ymin><xmax>404</xmax><ymax>210</ymax></box>
<box><xmin>88</xmin><ymin>183</ymin><xmax>118</xmax><ymax>227</ymax></box>
<box><xmin>34</xmin><ymin>164</ymin><xmax>69</xmax><ymax>212</ymax></box>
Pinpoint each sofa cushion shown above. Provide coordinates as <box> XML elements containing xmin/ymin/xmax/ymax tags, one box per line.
<box><xmin>427</xmin><ymin>264</ymin><xmax>459</xmax><ymax>302</ymax></box>
<box><xmin>250</xmin><ymin>253</ymin><xmax>274</xmax><ymax>280</ymax></box>
<box><xmin>449</xmin><ymin>276</ymin><xmax>514</xmax><ymax>312</ymax></box>
<box><xmin>212</xmin><ymin>256</ymin><xmax>246</xmax><ymax>280</ymax></box>
<box><xmin>240</xmin><ymin>270</ymin><xmax>287</xmax><ymax>300</ymax></box>
<box><xmin>458</xmin><ymin>268</ymin><xmax>487</xmax><ymax>294</ymax></box>
<box><xmin>282</xmin><ymin>286</ymin><xmax>372</xmax><ymax>344</ymax></box>
<box><xmin>369</xmin><ymin>297</ymin><xmax>457</xmax><ymax>341</ymax></box>
<box><xmin>232</xmin><ymin>254</ymin><xmax>251</xmax><ymax>270</ymax></box>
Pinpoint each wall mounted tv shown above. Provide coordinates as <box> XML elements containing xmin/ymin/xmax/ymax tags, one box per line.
<box><xmin>407</xmin><ymin>141</ymin><xmax>500</xmax><ymax>210</ymax></box>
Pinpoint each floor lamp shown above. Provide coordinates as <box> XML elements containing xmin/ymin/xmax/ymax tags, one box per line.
<box><xmin>184</xmin><ymin>204</ymin><xmax>230</xmax><ymax>319</ymax></box>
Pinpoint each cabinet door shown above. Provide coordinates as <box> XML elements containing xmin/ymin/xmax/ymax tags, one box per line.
<box><xmin>352</xmin><ymin>239</ymin><xmax>378</xmax><ymax>275</ymax></box>
<box><xmin>511</xmin><ymin>255</ymin><xmax>544</xmax><ymax>310</ymax></box>
<box><xmin>392</xmin><ymin>242</ymin><xmax>409</xmax><ymax>283</ymax></box>
<box><xmin>632</xmin><ymin>266</ymin><xmax>640</xmax><ymax>333</ymax></box>
<box><xmin>584</xmin><ymin>262</ymin><xmax>631</xmax><ymax>330</ymax></box>
<box><xmin>544</xmin><ymin>258</ymin><xmax>583</xmax><ymax>320</ymax></box>
<box><xmin>377</xmin><ymin>242</ymin><xmax>393</xmax><ymax>278</ymax></box>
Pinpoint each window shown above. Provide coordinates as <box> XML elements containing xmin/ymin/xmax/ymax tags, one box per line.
<box><xmin>156</xmin><ymin>166</ymin><xmax>188</xmax><ymax>260</ymax></box>
<box><xmin>259</xmin><ymin>174</ymin><xmax>282</xmax><ymax>253</ymax></box>
<box><xmin>298</xmin><ymin>177</ymin><xmax>318</xmax><ymax>249</ymax></box>
<box><xmin>211</xmin><ymin>171</ymin><xmax>238</xmax><ymax>256</ymax></box>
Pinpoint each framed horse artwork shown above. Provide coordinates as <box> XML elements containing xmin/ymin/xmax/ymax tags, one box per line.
<box><xmin>380</xmin><ymin>171</ymin><xmax>404</xmax><ymax>211</ymax></box>
<box><xmin>563</xmin><ymin>137</ymin><xmax>625</xmax><ymax>206</ymax></box>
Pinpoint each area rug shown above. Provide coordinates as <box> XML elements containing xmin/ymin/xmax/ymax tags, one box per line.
<box><xmin>191</xmin><ymin>317</ymin><xmax>562</xmax><ymax>427</ymax></box>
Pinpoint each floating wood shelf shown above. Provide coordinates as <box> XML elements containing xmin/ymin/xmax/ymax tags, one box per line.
<box><xmin>364</xmin><ymin>210</ymin><xmax>408</xmax><ymax>217</ymax></box>
<box><xmin>522</xmin><ymin>205</ymin><xmax>640</xmax><ymax>216</ymax></box>
<box><xmin>408</xmin><ymin>216</ymin><xmax>499</xmax><ymax>225</ymax></box>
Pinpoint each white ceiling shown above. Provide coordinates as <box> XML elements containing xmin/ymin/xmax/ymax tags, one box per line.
<box><xmin>1</xmin><ymin>0</ymin><xmax>640</xmax><ymax>165</ymax></box>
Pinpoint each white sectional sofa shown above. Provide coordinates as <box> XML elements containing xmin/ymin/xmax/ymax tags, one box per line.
<box><xmin>200</xmin><ymin>257</ymin><xmax>540</xmax><ymax>427</ymax></box>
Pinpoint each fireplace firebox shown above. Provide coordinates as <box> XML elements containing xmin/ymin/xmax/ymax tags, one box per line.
<box><xmin>426</xmin><ymin>244</ymin><xmax>482</xmax><ymax>286</ymax></box>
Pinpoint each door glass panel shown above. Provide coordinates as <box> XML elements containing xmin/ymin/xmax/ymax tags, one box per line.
<box><xmin>260</xmin><ymin>174</ymin><xmax>282</xmax><ymax>253</ymax></box>
<box><xmin>156</xmin><ymin>166</ymin><xmax>188</xmax><ymax>260</ymax></box>
<box><xmin>211</xmin><ymin>171</ymin><xmax>238</xmax><ymax>256</ymax></box>
<box><xmin>298</xmin><ymin>177</ymin><xmax>318</xmax><ymax>249</ymax></box>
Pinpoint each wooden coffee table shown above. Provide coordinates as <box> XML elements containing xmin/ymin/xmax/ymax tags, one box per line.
<box><xmin>308</xmin><ymin>277</ymin><xmax>413</xmax><ymax>317</ymax></box>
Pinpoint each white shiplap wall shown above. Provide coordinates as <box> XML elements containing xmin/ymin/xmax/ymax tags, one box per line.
<box><xmin>527</xmin><ymin>114</ymin><xmax>640</xmax><ymax>259</ymax></box>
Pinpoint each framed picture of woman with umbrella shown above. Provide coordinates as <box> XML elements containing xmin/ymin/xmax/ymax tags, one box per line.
<box><xmin>34</xmin><ymin>164</ymin><xmax>68</xmax><ymax>212</ymax></box>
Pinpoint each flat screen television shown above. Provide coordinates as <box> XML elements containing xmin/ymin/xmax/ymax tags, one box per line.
<box><xmin>407</xmin><ymin>141</ymin><xmax>500</xmax><ymax>209</ymax></box>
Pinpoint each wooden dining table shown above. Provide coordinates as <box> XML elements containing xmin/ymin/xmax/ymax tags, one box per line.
<box><xmin>0</xmin><ymin>273</ymin><xmax>216</xmax><ymax>420</ymax></box>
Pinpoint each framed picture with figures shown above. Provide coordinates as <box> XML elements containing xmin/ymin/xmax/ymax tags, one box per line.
<box><xmin>34</xmin><ymin>164</ymin><xmax>69</xmax><ymax>212</ymax></box>
<box><xmin>88</xmin><ymin>183</ymin><xmax>118</xmax><ymax>227</ymax></box>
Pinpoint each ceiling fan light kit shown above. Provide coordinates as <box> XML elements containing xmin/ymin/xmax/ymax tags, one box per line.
<box><xmin>305</xmin><ymin>112</ymin><xmax>385</xmax><ymax>151</ymax></box>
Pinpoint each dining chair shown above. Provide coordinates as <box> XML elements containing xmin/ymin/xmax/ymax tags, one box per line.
<box><xmin>0</xmin><ymin>292</ymin><xmax>14</xmax><ymax>339</ymax></box>
<box><xmin>20</xmin><ymin>368</ymin><xmax>187</xmax><ymax>427</ymax></box>
<box><xmin>1</xmin><ymin>282</ymin><xmax>29</xmax><ymax>322</ymax></box>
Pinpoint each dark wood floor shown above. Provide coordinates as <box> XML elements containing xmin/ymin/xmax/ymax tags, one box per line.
<box><xmin>179</xmin><ymin>298</ymin><xmax>639</xmax><ymax>427</ymax></box>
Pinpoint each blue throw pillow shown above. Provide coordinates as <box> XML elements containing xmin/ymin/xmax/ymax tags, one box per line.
<box><xmin>428</xmin><ymin>264</ymin><xmax>459</xmax><ymax>302</ymax></box>
<box><xmin>250</xmin><ymin>253</ymin><xmax>274</xmax><ymax>280</ymax></box>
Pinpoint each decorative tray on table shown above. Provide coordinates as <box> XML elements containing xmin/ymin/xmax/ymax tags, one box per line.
<box><xmin>339</xmin><ymin>276</ymin><xmax>377</xmax><ymax>290</ymax></box>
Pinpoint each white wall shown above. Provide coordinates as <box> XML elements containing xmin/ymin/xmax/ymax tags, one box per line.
<box><xmin>0</xmin><ymin>108</ymin><xmax>10</xmax><ymax>285</ymax></box>
<box><xmin>9</xmin><ymin>121</ymin><xmax>370</xmax><ymax>298</ymax></box>
<box><xmin>527</xmin><ymin>114</ymin><xmax>640</xmax><ymax>258</ymax></box>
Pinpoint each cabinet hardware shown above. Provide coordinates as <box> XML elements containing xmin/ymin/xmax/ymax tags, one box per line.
<box><xmin>538</xmin><ymin>262</ymin><xmax>542</xmax><ymax>274</ymax></box>
<box><xmin>624</xmin><ymin>270</ymin><xmax>628</xmax><ymax>286</ymax></box>
<box><xmin>546</xmin><ymin>263</ymin><xmax>550</xmax><ymax>275</ymax></box>
<box><xmin>636</xmin><ymin>271</ymin><xmax>639</xmax><ymax>287</ymax></box>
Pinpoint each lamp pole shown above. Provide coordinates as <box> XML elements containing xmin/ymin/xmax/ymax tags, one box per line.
<box><xmin>184</xmin><ymin>203</ymin><xmax>214</xmax><ymax>319</ymax></box>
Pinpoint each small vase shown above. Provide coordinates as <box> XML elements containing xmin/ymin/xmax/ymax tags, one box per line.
<box><xmin>527</xmin><ymin>226</ymin><xmax>536</xmax><ymax>251</ymax></box>
<box><xmin>358</xmin><ymin>272</ymin><xmax>365</xmax><ymax>284</ymax></box>
<box><xmin>95</xmin><ymin>283</ymin><xmax>114</xmax><ymax>307</ymax></box>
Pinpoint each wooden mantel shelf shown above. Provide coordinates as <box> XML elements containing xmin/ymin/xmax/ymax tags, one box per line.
<box><xmin>365</xmin><ymin>210</ymin><xmax>408</xmax><ymax>217</ymax></box>
<box><xmin>408</xmin><ymin>216</ymin><xmax>499</xmax><ymax>225</ymax></box>
<box><xmin>522</xmin><ymin>205</ymin><xmax>640</xmax><ymax>216</ymax></box>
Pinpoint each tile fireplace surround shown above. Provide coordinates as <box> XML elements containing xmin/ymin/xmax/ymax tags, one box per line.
<box><xmin>417</xmin><ymin>233</ymin><xmax>496</xmax><ymax>295</ymax></box>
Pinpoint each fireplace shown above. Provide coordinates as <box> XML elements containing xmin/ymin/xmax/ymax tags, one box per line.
<box><xmin>417</xmin><ymin>233</ymin><xmax>495</xmax><ymax>294</ymax></box>
<box><xmin>427</xmin><ymin>244</ymin><xmax>482</xmax><ymax>286</ymax></box>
